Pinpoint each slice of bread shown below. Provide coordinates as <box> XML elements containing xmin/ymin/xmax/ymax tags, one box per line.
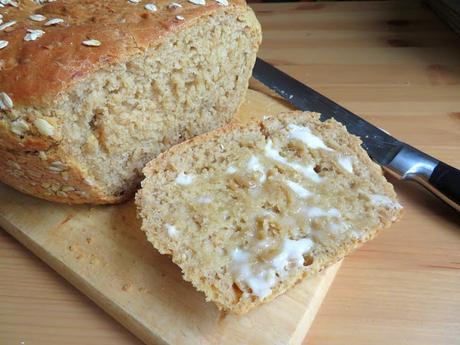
<box><xmin>136</xmin><ymin>111</ymin><xmax>402</xmax><ymax>314</ymax></box>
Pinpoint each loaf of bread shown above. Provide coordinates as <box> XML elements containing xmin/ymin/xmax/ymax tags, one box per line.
<box><xmin>136</xmin><ymin>111</ymin><xmax>402</xmax><ymax>314</ymax></box>
<box><xmin>0</xmin><ymin>0</ymin><xmax>261</xmax><ymax>204</ymax></box>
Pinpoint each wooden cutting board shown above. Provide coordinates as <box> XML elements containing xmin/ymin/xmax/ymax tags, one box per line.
<box><xmin>0</xmin><ymin>89</ymin><xmax>341</xmax><ymax>345</ymax></box>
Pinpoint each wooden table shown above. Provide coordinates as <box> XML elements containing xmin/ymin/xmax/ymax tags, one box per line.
<box><xmin>1</xmin><ymin>1</ymin><xmax>459</xmax><ymax>344</ymax></box>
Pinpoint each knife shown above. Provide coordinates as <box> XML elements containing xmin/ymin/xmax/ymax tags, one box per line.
<box><xmin>252</xmin><ymin>58</ymin><xmax>460</xmax><ymax>212</ymax></box>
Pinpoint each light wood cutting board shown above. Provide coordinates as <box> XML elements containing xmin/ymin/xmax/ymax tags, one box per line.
<box><xmin>0</xmin><ymin>89</ymin><xmax>341</xmax><ymax>345</ymax></box>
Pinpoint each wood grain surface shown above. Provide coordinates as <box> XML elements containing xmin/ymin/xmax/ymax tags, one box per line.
<box><xmin>1</xmin><ymin>1</ymin><xmax>460</xmax><ymax>345</ymax></box>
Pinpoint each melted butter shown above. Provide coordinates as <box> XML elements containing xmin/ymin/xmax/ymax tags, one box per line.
<box><xmin>231</xmin><ymin>237</ymin><xmax>314</xmax><ymax>298</ymax></box>
<box><xmin>226</xmin><ymin>166</ymin><xmax>237</xmax><ymax>174</ymax></box>
<box><xmin>285</xmin><ymin>179</ymin><xmax>313</xmax><ymax>198</ymax></box>
<box><xmin>165</xmin><ymin>223</ymin><xmax>178</xmax><ymax>237</ymax></box>
<box><xmin>265</xmin><ymin>140</ymin><xmax>321</xmax><ymax>183</ymax></box>
<box><xmin>338</xmin><ymin>156</ymin><xmax>354</xmax><ymax>173</ymax></box>
<box><xmin>328</xmin><ymin>221</ymin><xmax>349</xmax><ymax>234</ymax></box>
<box><xmin>305</xmin><ymin>207</ymin><xmax>341</xmax><ymax>219</ymax></box>
<box><xmin>288</xmin><ymin>124</ymin><xmax>333</xmax><ymax>151</ymax></box>
<box><xmin>369</xmin><ymin>194</ymin><xmax>402</xmax><ymax>209</ymax></box>
<box><xmin>231</xmin><ymin>248</ymin><xmax>276</xmax><ymax>298</ymax></box>
<box><xmin>175</xmin><ymin>172</ymin><xmax>194</xmax><ymax>185</ymax></box>
<box><xmin>369</xmin><ymin>194</ymin><xmax>402</xmax><ymax>221</ymax></box>
<box><xmin>264</xmin><ymin>139</ymin><xmax>287</xmax><ymax>163</ymax></box>
<box><xmin>247</xmin><ymin>156</ymin><xmax>266</xmax><ymax>182</ymax></box>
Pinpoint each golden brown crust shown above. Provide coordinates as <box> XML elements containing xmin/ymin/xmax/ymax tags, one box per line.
<box><xmin>0</xmin><ymin>145</ymin><xmax>122</xmax><ymax>204</ymax></box>
<box><xmin>0</xmin><ymin>0</ymin><xmax>247</xmax><ymax>107</ymax></box>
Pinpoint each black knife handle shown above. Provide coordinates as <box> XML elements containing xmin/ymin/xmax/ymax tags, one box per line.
<box><xmin>385</xmin><ymin>145</ymin><xmax>460</xmax><ymax>212</ymax></box>
<box><xmin>429</xmin><ymin>161</ymin><xmax>460</xmax><ymax>207</ymax></box>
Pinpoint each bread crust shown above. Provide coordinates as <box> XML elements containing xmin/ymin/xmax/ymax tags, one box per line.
<box><xmin>0</xmin><ymin>0</ymin><xmax>261</xmax><ymax>204</ymax></box>
<box><xmin>0</xmin><ymin>0</ymin><xmax>248</xmax><ymax>107</ymax></box>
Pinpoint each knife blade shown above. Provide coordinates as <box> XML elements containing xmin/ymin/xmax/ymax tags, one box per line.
<box><xmin>252</xmin><ymin>58</ymin><xmax>460</xmax><ymax>211</ymax></box>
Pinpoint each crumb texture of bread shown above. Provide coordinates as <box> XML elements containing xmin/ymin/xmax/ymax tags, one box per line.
<box><xmin>136</xmin><ymin>111</ymin><xmax>402</xmax><ymax>314</ymax></box>
<box><xmin>0</xmin><ymin>0</ymin><xmax>261</xmax><ymax>203</ymax></box>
